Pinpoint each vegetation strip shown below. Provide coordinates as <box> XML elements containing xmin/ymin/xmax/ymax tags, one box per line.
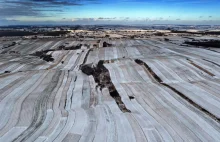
<box><xmin>187</xmin><ymin>59</ymin><xmax>215</xmax><ymax>77</ymax></box>
<box><xmin>135</xmin><ymin>58</ymin><xmax>220</xmax><ymax>122</ymax></box>
<box><xmin>135</xmin><ymin>59</ymin><xmax>162</xmax><ymax>83</ymax></box>
<box><xmin>203</xmin><ymin>59</ymin><xmax>220</xmax><ymax>67</ymax></box>
<box><xmin>81</xmin><ymin>49</ymin><xmax>92</xmax><ymax>65</ymax></box>
<box><xmin>162</xmin><ymin>83</ymin><xmax>220</xmax><ymax>122</ymax></box>
<box><xmin>81</xmin><ymin>60</ymin><xmax>131</xmax><ymax>113</ymax></box>
<box><xmin>31</xmin><ymin>44</ymin><xmax>82</xmax><ymax>62</ymax></box>
<box><xmin>184</xmin><ymin>40</ymin><xmax>220</xmax><ymax>48</ymax></box>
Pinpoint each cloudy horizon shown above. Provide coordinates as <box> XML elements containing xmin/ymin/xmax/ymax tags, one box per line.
<box><xmin>0</xmin><ymin>0</ymin><xmax>220</xmax><ymax>25</ymax></box>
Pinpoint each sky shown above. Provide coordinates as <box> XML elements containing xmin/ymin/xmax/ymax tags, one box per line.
<box><xmin>0</xmin><ymin>0</ymin><xmax>220</xmax><ymax>25</ymax></box>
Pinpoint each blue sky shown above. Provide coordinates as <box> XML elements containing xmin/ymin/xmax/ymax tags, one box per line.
<box><xmin>0</xmin><ymin>0</ymin><xmax>220</xmax><ymax>25</ymax></box>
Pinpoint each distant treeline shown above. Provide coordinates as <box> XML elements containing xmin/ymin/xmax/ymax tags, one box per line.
<box><xmin>43</xmin><ymin>31</ymin><xmax>70</xmax><ymax>36</ymax></box>
<box><xmin>0</xmin><ymin>31</ymin><xmax>38</xmax><ymax>37</ymax></box>
<box><xmin>171</xmin><ymin>30</ymin><xmax>220</xmax><ymax>35</ymax></box>
<box><xmin>184</xmin><ymin>40</ymin><xmax>220</xmax><ymax>48</ymax></box>
<box><xmin>0</xmin><ymin>30</ymin><xmax>70</xmax><ymax>37</ymax></box>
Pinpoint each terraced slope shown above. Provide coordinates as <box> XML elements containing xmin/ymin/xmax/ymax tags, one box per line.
<box><xmin>0</xmin><ymin>38</ymin><xmax>220</xmax><ymax>142</ymax></box>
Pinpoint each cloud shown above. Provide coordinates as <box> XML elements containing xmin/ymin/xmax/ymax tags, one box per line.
<box><xmin>97</xmin><ymin>17</ymin><xmax>117</xmax><ymax>20</ymax></box>
<box><xmin>2</xmin><ymin>17</ymin><xmax>220</xmax><ymax>26</ymax></box>
<box><xmin>72</xmin><ymin>18</ymin><xmax>96</xmax><ymax>22</ymax></box>
<box><xmin>0</xmin><ymin>0</ymin><xmax>99</xmax><ymax>18</ymax></box>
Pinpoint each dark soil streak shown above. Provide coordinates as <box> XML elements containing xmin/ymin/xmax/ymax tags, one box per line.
<box><xmin>135</xmin><ymin>58</ymin><xmax>220</xmax><ymax>123</ymax></box>
<box><xmin>187</xmin><ymin>59</ymin><xmax>215</xmax><ymax>77</ymax></box>
<box><xmin>162</xmin><ymin>83</ymin><xmax>220</xmax><ymax>122</ymax></box>
<box><xmin>135</xmin><ymin>59</ymin><xmax>162</xmax><ymax>83</ymax></box>
<box><xmin>203</xmin><ymin>59</ymin><xmax>220</xmax><ymax>68</ymax></box>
